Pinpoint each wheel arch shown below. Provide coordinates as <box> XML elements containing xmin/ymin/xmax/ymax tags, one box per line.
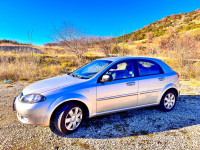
<box><xmin>157</xmin><ymin>83</ymin><xmax>179</xmax><ymax>104</ymax></box>
<box><xmin>49</xmin><ymin>100</ymin><xmax>90</xmax><ymax>125</ymax></box>
<box><xmin>166</xmin><ymin>88</ymin><xmax>179</xmax><ymax>97</ymax></box>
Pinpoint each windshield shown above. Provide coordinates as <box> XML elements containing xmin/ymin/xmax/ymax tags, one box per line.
<box><xmin>71</xmin><ymin>60</ymin><xmax>112</xmax><ymax>79</ymax></box>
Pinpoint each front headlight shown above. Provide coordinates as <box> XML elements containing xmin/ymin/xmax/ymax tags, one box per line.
<box><xmin>21</xmin><ymin>94</ymin><xmax>46</xmax><ymax>103</ymax></box>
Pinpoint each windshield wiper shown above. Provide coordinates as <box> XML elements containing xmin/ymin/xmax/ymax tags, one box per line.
<box><xmin>72</xmin><ymin>74</ymin><xmax>83</xmax><ymax>79</ymax></box>
<box><xmin>72</xmin><ymin>74</ymin><xmax>89</xmax><ymax>79</ymax></box>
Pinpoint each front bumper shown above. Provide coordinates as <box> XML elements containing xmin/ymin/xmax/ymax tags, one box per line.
<box><xmin>13</xmin><ymin>97</ymin><xmax>16</xmax><ymax>111</ymax></box>
<box><xmin>14</xmin><ymin>96</ymin><xmax>51</xmax><ymax>126</ymax></box>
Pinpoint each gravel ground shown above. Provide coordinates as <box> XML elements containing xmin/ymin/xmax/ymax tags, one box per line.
<box><xmin>0</xmin><ymin>80</ymin><xmax>200</xmax><ymax>149</ymax></box>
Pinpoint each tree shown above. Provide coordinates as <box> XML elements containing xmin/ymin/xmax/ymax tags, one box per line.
<box><xmin>28</xmin><ymin>30</ymin><xmax>34</xmax><ymax>59</ymax></box>
<box><xmin>97</xmin><ymin>37</ymin><xmax>114</xmax><ymax>57</ymax></box>
<box><xmin>52</xmin><ymin>23</ymin><xmax>90</xmax><ymax>64</ymax></box>
<box><xmin>159</xmin><ymin>28</ymin><xmax>179</xmax><ymax>57</ymax></box>
<box><xmin>111</xmin><ymin>44</ymin><xmax>121</xmax><ymax>55</ymax></box>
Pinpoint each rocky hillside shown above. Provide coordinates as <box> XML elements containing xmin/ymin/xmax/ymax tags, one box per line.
<box><xmin>118</xmin><ymin>9</ymin><xmax>200</xmax><ymax>42</ymax></box>
<box><xmin>0</xmin><ymin>40</ymin><xmax>42</xmax><ymax>53</ymax></box>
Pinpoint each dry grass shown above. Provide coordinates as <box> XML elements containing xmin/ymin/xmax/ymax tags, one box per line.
<box><xmin>0</xmin><ymin>52</ymin><xmax>102</xmax><ymax>81</ymax></box>
<box><xmin>181</xmin><ymin>79</ymin><xmax>200</xmax><ymax>86</ymax></box>
<box><xmin>0</xmin><ymin>52</ymin><xmax>73</xmax><ymax>81</ymax></box>
<box><xmin>0</xmin><ymin>36</ymin><xmax>200</xmax><ymax>82</ymax></box>
<box><xmin>163</xmin><ymin>59</ymin><xmax>200</xmax><ymax>79</ymax></box>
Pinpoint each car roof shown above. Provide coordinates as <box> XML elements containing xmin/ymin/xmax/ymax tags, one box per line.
<box><xmin>99</xmin><ymin>56</ymin><xmax>161</xmax><ymax>62</ymax></box>
<box><xmin>98</xmin><ymin>57</ymin><xmax>173</xmax><ymax>73</ymax></box>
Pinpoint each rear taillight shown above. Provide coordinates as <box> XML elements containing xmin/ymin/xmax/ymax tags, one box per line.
<box><xmin>177</xmin><ymin>73</ymin><xmax>179</xmax><ymax>78</ymax></box>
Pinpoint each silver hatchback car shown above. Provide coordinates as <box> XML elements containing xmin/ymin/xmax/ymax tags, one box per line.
<box><xmin>14</xmin><ymin>57</ymin><xmax>180</xmax><ymax>134</ymax></box>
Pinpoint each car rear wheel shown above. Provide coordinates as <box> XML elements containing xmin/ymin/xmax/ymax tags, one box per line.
<box><xmin>159</xmin><ymin>90</ymin><xmax>177</xmax><ymax>112</ymax></box>
<box><xmin>54</xmin><ymin>103</ymin><xmax>84</xmax><ymax>134</ymax></box>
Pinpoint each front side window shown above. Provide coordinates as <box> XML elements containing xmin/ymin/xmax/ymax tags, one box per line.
<box><xmin>104</xmin><ymin>60</ymin><xmax>134</xmax><ymax>80</ymax></box>
<box><xmin>71</xmin><ymin>60</ymin><xmax>112</xmax><ymax>79</ymax></box>
<box><xmin>137</xmin><ymin>60</ymin><xmax>162</xmax><ymax>76</ymax></box>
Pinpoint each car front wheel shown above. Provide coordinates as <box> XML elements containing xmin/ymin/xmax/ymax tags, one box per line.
<box><xmin>54</xmin><ymin>103</ymin><xmax>84</xmax><ymax>134</ymax></box>
<box><xmin>159</xmin><ymin>90</ymin><xmax>177</xmax><ymax>112</ymax></box>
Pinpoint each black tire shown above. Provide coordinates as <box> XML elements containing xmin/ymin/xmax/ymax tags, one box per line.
<box><xmin>54</xmin><ymin>102</ymin><xmax>84</xmax><ymax>134</ymax></box>
<box><xmin>159</xmin><ymin>90</ymin><xmax>177</xmax><ymax>112</ymax></box>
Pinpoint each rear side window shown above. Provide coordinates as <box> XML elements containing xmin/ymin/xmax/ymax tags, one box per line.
<box><xmin>137</xmin><ymin>60</ymin><xmax>163</xmax><ymax>76</ymax></box>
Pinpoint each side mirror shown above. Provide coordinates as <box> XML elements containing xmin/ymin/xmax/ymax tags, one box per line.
<box><xmin>101</xmin><ymin>74</ymin><xmax>113</xmax><ymax>83</ymax></box>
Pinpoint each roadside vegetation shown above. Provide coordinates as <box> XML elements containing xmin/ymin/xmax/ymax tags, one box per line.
<box><xmin>0</xmin><ymin>9</ymin><xmax>200</xmax><ymax>82</ymax></box>
<box><xmin>0</xmin><ymin>52</ymin><xmax>102</xmax><ymax>81</ymax></box>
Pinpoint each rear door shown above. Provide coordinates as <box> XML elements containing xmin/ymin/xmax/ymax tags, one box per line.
<box><xmin>136</xmin><ymin>59</ymin><xmax>166</xmax><ymax>106</ymax></box>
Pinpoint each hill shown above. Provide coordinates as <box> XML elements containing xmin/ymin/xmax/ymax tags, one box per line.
<box><xmin>0</xmin><ymin>39</ymin><xmax>29</xmax><ymax>46</ymax></box>
<box><xmin>117</xmin><ymin>9</ymin><xmax>200</xmax><ymax>42</ymax></box>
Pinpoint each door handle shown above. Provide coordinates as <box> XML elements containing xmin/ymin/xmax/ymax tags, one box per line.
<box><xmin>126</xmin><ymin>81</ymin><xmax>135</xmax><ymax>86</ymax></box>
<box><xmin>158</xmin><ymin>77</ymin><xmax>165</xmax><ymax>81</ymax></box>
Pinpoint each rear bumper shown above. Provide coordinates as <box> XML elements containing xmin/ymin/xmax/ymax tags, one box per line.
<box><xmin>178</xmin><ymin>91</ymin><xmax>181</xmax><ymax>97</ymax></box>
<box><xmin>14</xmin><ymin>96</ymin><xmax>50</xmax><ymax>126</ymax></box>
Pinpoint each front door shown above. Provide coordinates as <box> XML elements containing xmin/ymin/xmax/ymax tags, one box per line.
<box><xmin>96</xmin><ymin>59</ymin><xmax>138</xmax><ymax>113</ymax></box>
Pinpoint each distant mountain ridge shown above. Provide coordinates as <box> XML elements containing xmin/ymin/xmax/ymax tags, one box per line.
<box><xmin>0</xmin><ymin>39</ymin><xmax>29</xmax><ymax>45</ymax></box>
<box><xmin>0</xmin><ymin>46</ymin><xmax>42</xmax><ymax>53</ymax></box>
<box><xmin>117</xmin><ymin>9</ymin><xmax>200</xmax><ymax>42</ymax></box>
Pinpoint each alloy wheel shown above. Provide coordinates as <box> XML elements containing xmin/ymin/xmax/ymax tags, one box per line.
<box><xmin>65</xmin><ymin>107</ymin><xmax>83</xmax><ymax>130</ymax></box>
<box><xmin>164</xmin><ymin>93</ymin><xmax>176</xmax><ymax>109</ymax></box>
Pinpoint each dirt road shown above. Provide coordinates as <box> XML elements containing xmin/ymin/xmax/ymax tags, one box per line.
<box><xmin>0</xmin><ymin>80</ymin><xmax>199</xmax><ymax>149</ymax></box>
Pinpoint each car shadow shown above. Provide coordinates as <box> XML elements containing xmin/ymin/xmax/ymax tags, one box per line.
<box><xmin>50</xmin><ymin>95</ymin><xmax>200</xmax><ymax>139</ymax></box>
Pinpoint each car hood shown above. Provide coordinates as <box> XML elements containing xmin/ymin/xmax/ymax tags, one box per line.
<box><xmin>22</xmin><ymin>74</ymin><xmax>85</xmax><ymax>95</ymax></box>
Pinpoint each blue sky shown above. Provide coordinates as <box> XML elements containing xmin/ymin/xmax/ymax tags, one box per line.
<box><xmin>0</xmin><ymin>0</ymin><xmax>200</xmax><ymax>45</ymax></box>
